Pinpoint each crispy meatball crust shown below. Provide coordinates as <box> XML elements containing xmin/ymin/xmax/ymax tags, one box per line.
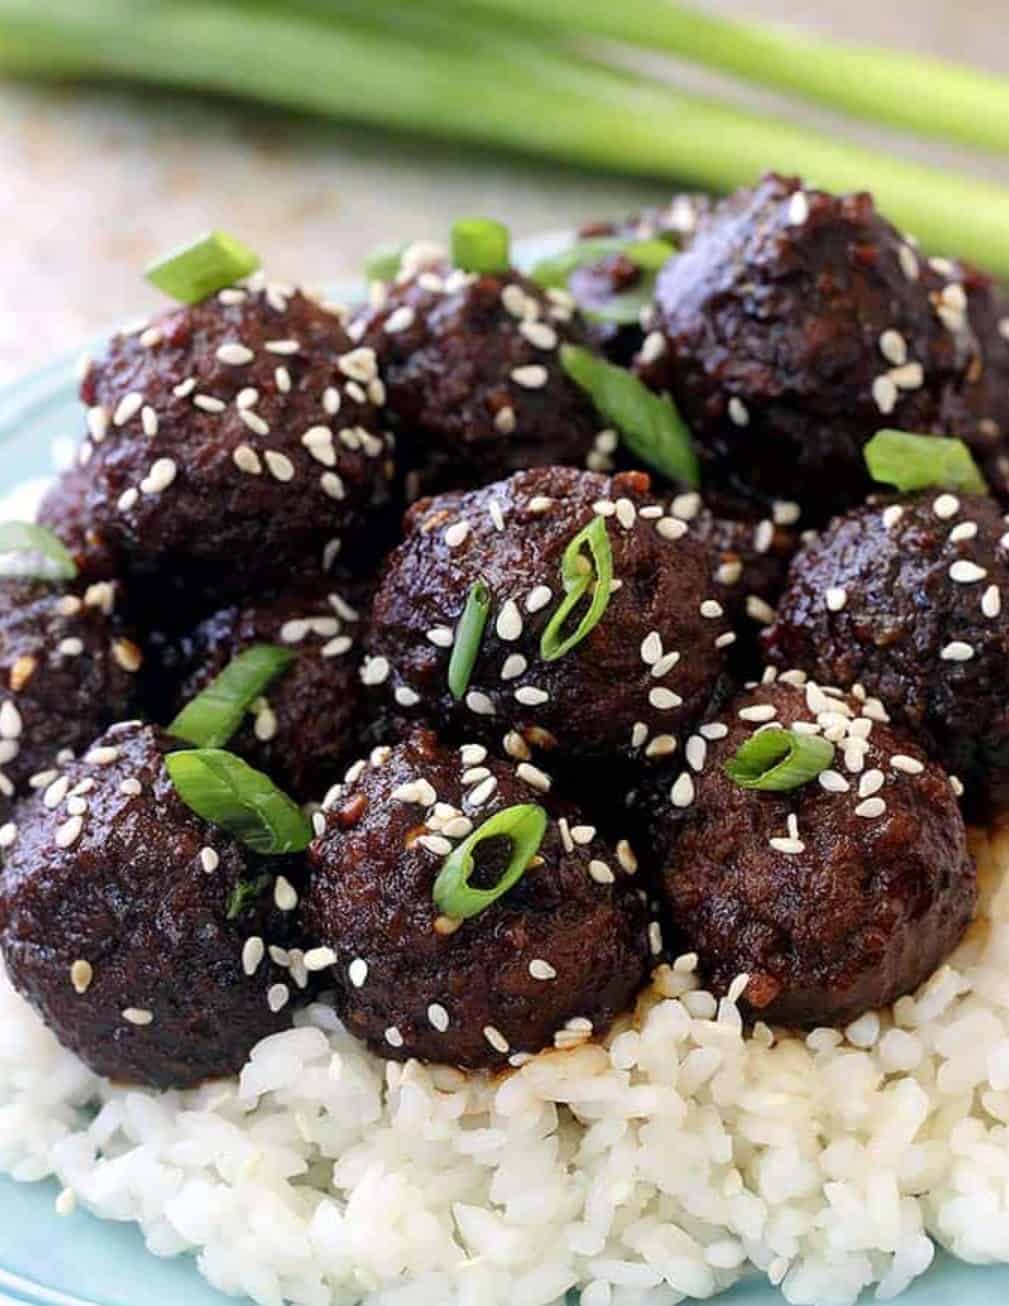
<box><xmin>363</xmin><ymin>467</ymin><xmax>733</xmax><ymax>762</ymax></box>
<box><xmin>652</xmin><ymin>677</ymin><xmax>976</xmax><ymax>1027</ymax></box>
<box><xmin>40</xmin><ymin>283</ymin><xmax>394</xmax><ymax>596</ymax></box>
<box><xmin>0</xmin><ymin>579</ymin><xmax>140</xmax><ymax>818</ymax></box>
<box><xmin>304</xmin><ymin>730</ymin><xmax>652</xmax><ymax>1069</ymax></box>
<box><xmin>0</xmin><ymin>723</ymin><xmax>306</xmax><ymax>1088</ymax></box>
<box><xmin>358</xmin><ymin>258</ymin><xmax>605</xmax><ymax>495</ymax></box>
<box><xmin>637</xmin><ymin>173</ymin><xmax>977</xmax><ymax>519</ymax></box>
<box><xmin>171</xmin><ymin>581</ymin><xmax>368</xmax><ymax>801</ymax></box>
<box><xmin>763</xmin><ymin>492</ymin><xmax>1009</xmax><ymax>804</ymax></box>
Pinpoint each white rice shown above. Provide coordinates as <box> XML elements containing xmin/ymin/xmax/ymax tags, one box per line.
<box><xmin>0</xmin><ymin>824</ymin><xmax>1008</xmax><ymax>1306</ymax></box>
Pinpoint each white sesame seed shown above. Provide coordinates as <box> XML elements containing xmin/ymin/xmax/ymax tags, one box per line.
<box><xmin>889</xmin><ymin>362</ymin><xmax>924</xmax><ymax>391</ymax></box>
<box><xmin>529</xmin><ymin>959</ymin><xmax>557</xmax><ymax>981</ymax></box>
<box><xmin>349</xmin><ymin>959</ymin><xmax>369</xmax><ymax>988</ymax></box>
<box><xmin>460</xmin><ymin>744</ymin><xmax>487</xmax><ymax>766</ymax></box>
<box><xmin>639</xmin><ymin>331</ymin><xmax>667</xmax><ymax>365</ymax></box>
<box><xmin>200</xmin><ymin>847</ymin><xmax>219</xmax><ymax>874</ymax></box>
<box><xmin>739</xmin><ymin>703</ymin><xmax>777</xmax><ymax>722</ymax></box>
<box><xmin>520</xmin><ymin>320</ymin><xmax>558</xmax><ymax>350</ymax></box>
<box><xmin>140</xmin><ymin>458</ymin><xmax>177</xmax><ymax>495</ymax></box>
<box><xmin>879</xmin><ymin>329</ymin><xmax>907</xmax><ymax>366</ymax></box>
<box><xmin>86</xmin><ymin>746</ymin><xmax>119</xmax><ymax>766</ymax></box>
<box><xmin>0</xmin><ymin>822</ymin><xmax>16</xmax><ymax>850</ymax></box>
<box><xmin>233</xmin><ymin>444</ymin><xmax>263</xmax><ymax>475</ymax></box>
<box><xmin>468</xmin><ymin>776</ymin><xmax>498</xmax><ymax>807</ymax></box>
<box><xmin>818</xmin><ymin>769</ymin><xmax>850</xmax><ymax>793</ymax></box>
<box><xmin>825</xmin><ymin>587</ymin><xmax>847</xmax><ymax>612</ymax></box>
<box><xmin>515</xmin><ymin>686</ymin><xmax>549</xmax><ymax>707</ymax></box>
<box><xmin>395</xmin><ymin>686</ymin><xmax>420</xmax><ymax>708</ymax></box>
<box><xmin>444</xmin><ymin>521</ymin><xmax>471</xmax><ymax>548</ymax></box>
<box><xmin>511</xmin><ymin>364</ymin><xmax>549</xmax><ymax>389</ymax></box>
<box><xmin>238</xmin><ymin>408</ymin><xmax>270</xmax><ymax>437</ymax></box>
<box><xmin>933</xmin><ymin>494</ymin><xmax>960</xmax><ymax>520</ymax></box>
<box><xmin>70</xmin><ymin>959</ymin><xmax>92</xmax><ymax>994</ymax></box>
<box><xmin>525</xmin><ymin>585</ymin><xmax>552</xmax><ymax>613</ymax></box>
<box><xmin>899</xmin><ymin>243</ymin><xmax>919</xmax><ymax>281</ymax></box>
<box><xmin>242</xmin><ymin>937</ymin><xmax>264</xmax><ymax>976</ymax></box>
<box><xmin>950</xmin><ymin>560</ymin><xmax>987</xmax><ymax>584</ymax></box>
<box><xmin>891</xmin><ymin>754</ymin><xmax>925</xmax><ymax>775</ymax></box>
<box><xmin>787</xmin><ymin>191</ymin><xmax>809</xmax><ymax>225</ymax></box>
<box><xmin>940</xmin><ymin>641</ymin><xmax>975</xmax><ymax>661</ymax></box>
<box><xmin>418</xmin><ymin>834</ymin><xmax>453</xmax><ymax>856</ymax></box>
<box><xmin>859</xmin><ymin>769</ymin><xmax>885</xmax><ymax>798</ymax></box>
<box><xmin>274</xmin><ymin>876</ymin><xmax>299</xmax><ymax>911</ymax></box>
<box><xmin>500</xmin><ymin>654</ymin><xmax>527</xmax><ymax>680</ymax></box>
<box><xmin>113</xmin><ymin>392</ymin><xmax>144</xmax><ymax>426</ymax></box>
<box><xmin>728</xmin><ymin>397</ymin><xmax>749</xmax><ymax>427</ymax></box>
<box><xmin>570</xmin><ymin>825</ymin><xmax>596</xmax><ymax>846</ymax></box>
<box><xmin>216</xmin><ymin>342</ymin><xmax>255</xmax><ymax>366</ymax></box>
<box><xmin>267</xmin><ymin>984</ymin><xmax>290</xmax><ymax>1013</ymax></box>
<box><xmin>700</xmin><ymin>600</ymin><xmax>723</xmax><ymax>619</ymax></box>
<box><xmin>640</xmin><ymin>631</ymin><xmax>662</xmax><ymax>665</ymax></box>
<box><xmin>140</xmin><ymin>405</ymin><xmax>159</xmax><ymax>437</ymax></box>
<box><xmin>496</xmin><ymin>600</ymin><xmax>523</xmax><ymax>642</ymax></box>
<box><xmin>529</xmin><ymin>496</ymin><xmax>554</xmax><ymax>514</ymax></box>
<box><xmin>855</xmin><ymin>797</ymin><xmax>887</xmax><ymax>819</ymax></box>
<box><xmin>427</xmin><ymin>626</ymin><xmax>454</xmax><ymax>648</ymax></box>
<box><xmin>671</xmin><ymin>772</ymin><xmax>695</xmax><ymax>808</ymax></box>
<box><xmin>320</xmin><ymin>472</ymin><xmax>346</xmax><ymax>500</ymax></box>
<box><xmin>193</xmin><ymin>394</ymin><xmax>226</xmax><ymax>414</ymax></box>
<box><xmin>872</xmin><ymin>375</ymin><xmax>898</xmax><ymax>415</ymax></box>
<box><xmin>648</xmin><ymin>922</ymin><xmax>663</xmax><ymax>956</ymax></box>
<box><xmin>645</xmin><ymin>734</ymin><xmax>677</xmax><ymax>758</ymax></box>
<box><xmin>384</xmin><ymin>305</ymin><xmax>416</xmax><ymax>334</ymax></box>
<box><xmin>769</xmin><ymin>837</ymin><xmax>805</xmax><ymax>855</ymax></box>
<box><xmin>656</xmin><ymin>516</ymin><xmax>688</xmax><ymax>541</ymax></box>
<box><xmin>265</xmin><ymin>339</ymin><xmax>301</xmax><ymax>355</ymax></box>
<box><xmin>982</xmin><ymin>585</ymin><xmax>1001</xmax><ymax>618</ymax></box>
<box><xmin>649</xmin><ymin>687</ymin><xmax>683</xmax><ymax>711</ymax></box>
<box><xmin>465</xmin><ymin>690</ymin><xmax>496</xmax><ymax>716</ymax></box>
<box><xmin>58</xmin><ymin>637</ymin><xmax>84</xmax><ymax>657</ymax></box>
<box><xmin>516</xmin><ymin>762</ymin><xmax>551</xmax><ymax>792</ymax></box>
<box><xmin>685</xmin><ymin>736</ymin><xmax>707</xmax><ymax>772</ymax></box>
<box><xmin>122</xmin><ymin>1007</ymin><xmax>153</xmax><ymax>1026</ymax></box>
<box><xmin>265</xmin><ymin>450</ymin><xmax>296</xmax><ymax>482</ymax></box>
<box><xmin>949</xmin><ymin>522</ymin><xmax>978</xmax><ymax>543</ymax></box>
<box><xmin>494</xmin><ymin>406</ymin><xmax>517</xmax><ymax>434</ymax></box>
<box><xmin>55</xmin><ymin>816</ymin><xmax>84</xmax><ymax>849</ymax></box>
<box><xmin>304</xmin><ymin>947</ymin><xmax>336</xmax><ymax>972</ymax></box>
<box><xmin>427</xmin><ymin>1003</ymin><xmax>450</xmax><ymax>1032</ymax></box>
<box><xmin>483</xmin><ymin>1025</ymin><xmax>510</xmax><ymax>1054</ymax></box>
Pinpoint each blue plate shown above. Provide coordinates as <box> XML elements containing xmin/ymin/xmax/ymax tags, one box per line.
<box><xmin>0</xmin><ymin>259</ymin><xmax>1008</xmax><ymax>1306</ymax></box>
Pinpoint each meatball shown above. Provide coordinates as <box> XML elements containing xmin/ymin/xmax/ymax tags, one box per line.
<box><xmin>363</xmin><ymin>467</ymin><xmax>733</xmax><ymax>762</ymax></box>
<box><xmin>573</xmin><ymin>192</ymin><xmax>711</xmax><ymax>364</ymax></box>
<box><xmin>304</xmin><ymin>729</ymin><xmax>652</xmax><ymax>1068</ymax></box>
<box><xmin>650</xmin><ymin>676</ymin><xmax>976</xmax><ymax>1027</ymax></box>
<box><xmin>0</xmin><ymin>578</ymin><xmax>140</xmax><ymax>821</ymax></box>
<box><xmin>637</xmin><ymin>173</ymin><xmax>979</xmax><ymax>520</ymax></box>
<box><xmin>763</xmin><ymin>491</ymin><xmax>1009</xmax><ymax>807</ymax></box>
<box><xmin>0</xmin><ymin>723</ymin><xmax>306</xmax><ymax>1088</ymax></box>
<box><xmin>357</xmin><ymin>248</ymin><xmax>608</xmax><ymax>497</ymax></box>
<box><xmin>170</xmin><ymin>581</ymin><xmax>368</xmax><ymax>801</ymax></box>
<box><xmin>40</xmin><ymin>280</ymin><xmax>395</xmax><ymax>603</ymax></box>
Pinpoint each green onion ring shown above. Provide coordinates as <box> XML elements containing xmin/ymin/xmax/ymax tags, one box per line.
<box><xmin>451</xmin><ymin>217</ymin><xmax>511</xmax><ymax>275</ymax></box>
<box><xmin>166</xmin><ymin>749</ymin><xmax>313</xmax><ymax>855</ymax></box>
<box><xmin>448</xmin><ymin>578</ymin><xmax>493</xmax><ymax>700</ymax></box>
<box><xmin>540</xmin><ymin>515</ymin><xmax>614</xmax><ymax>663</ymax></box>
<box><xmin>724</xmin><ymin>727</ymin><xmax>836</xmax><ymax>792</ymax></box>
<box><xmin>0</xmin><ymin>522</ymin><xmax>77</xmax><ymax>582</ymax></box>
<box><xmin>432</xmin><ymin>802</ymin><xmax>548</xmax><ymax>920</ymax></box>
<box><xmin>864</xmin><ymin>429</ymin><xmax>988</xmax><ymax>495</ymax></box>
<box><xmin>365</xmin><ymin>241</ymin><xmax>407</xmax><ymax>283</ymax></box>
<box><xmin>145</xmin><ymin>231</ymin><xmax>261</xmax><ymax>304</ymax></box>
<box><xmin>529</xmin><ymin>236</ymin><xmax>673</xmax><ymax>290</ymax></box>
<box><xmin>168</xmin><ymin>645</ymin><xmax>297</xmax><ymax>749</ymax></box>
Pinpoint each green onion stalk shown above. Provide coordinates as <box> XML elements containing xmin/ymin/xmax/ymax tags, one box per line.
<box><xmin>1</xmin><ymin>2</ymin><xmax>1009</xmax><ymax>271</ymax></box>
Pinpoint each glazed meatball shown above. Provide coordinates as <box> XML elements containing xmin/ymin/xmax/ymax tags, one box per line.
<box><xmin>763</xmin><ymin>491</ymin><xmax>1009</xmax><ymax>805</ymax></box>
<box><xmin>357</xmin><ymin>248</ymin><xmax>609</xmax><ymax>496</ymax></box>
<box><xmin>573</xmin><ymin>192</ymin><xmax>711</xmax><ymax>364</ymax></box>
<box><xmin>304</xmin><ymin>730</ymin><xmax>652</xmax><ymax>1068</ymax></box>
<box><xmin>39</xmin><ymin>280</ymin><xmax>394</xmax><ymax>603</ymax></box>
<box><xmin>0</xmin><ymin>579</ymin><xmax>140</xmax><ymax>821</ymax></box>
<box><xmin>0</xmin><ymin>723</ymin><xmax>306</xmax><ymax>1088</ymax></box>
<box><xmin>363</xmin><ymin>467</ymin><xmax>733</xmax><ymax>762</ymax></box>
<box><xmin>637</xmin><ymin>173</ymin><xmax>980</xmax><ymax>519</ymax></box>
<box><xmin>170</xmin><ymin>581</ymin><xmax>368</xmax><ymax>801</ymax></box>
<box><xmin>649</xmin><ymin>676</ymin><xmax>976</xmax><ymax>1027</ymax></box>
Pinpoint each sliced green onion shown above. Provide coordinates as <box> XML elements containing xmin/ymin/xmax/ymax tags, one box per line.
<box><xmin>451</xmin><ymin>217</ymin><xmax>511</xmax><ymax>275</ymax></box>
<box><xmin>145</xmin><ymin>231</ymin><xmax>261</xmax><ymax>304</ymax></box>
<box><xmin>530</xmin><ymin>236</ymin><xmax>673</xmax><ymax>290</ymax></box>
<box><xmin>168</xmin><ymin>645</ymin><xmax>297</xmax><ymax>749</ymax></box>
<box><xmin>432</xmin><ymin>802</ymin><xmax>548</xmax><ymax>920</ymax></box>
<box><xmin>584</xmin><ymin>280</ymin><xmax>656</xmax><ymax>327</ymax></box>
<box><xmin>166</xmin><ymin>749</ymin><xmax>313</xmax><ymax>855</ymax></box>
<box><xmin>864</xmin><ymin>429</ymin><xmax>988</xmax><ymax>495</ymax></box>
<box><xmin>540</xmin><ymin>515</ymin><xmax>614</xmax><ymax>663</ymax></box>
<box><xmin>561</xmin><ymin>344</ymin><xmax>699</xmax><ymax>488</ymax></box>
<box><xmin>365</xmin><ymin>241</ymin><xmax>406</xmax><ymax>282</ymax></box>
<box><xmin>0</xmin><ymin>522</ymin><xmax>77</xmax><ymax>582</ymax></box>
<box><xmin>226</xmin><ymin>872</ymin><xmax>272</xmax><ymax>921</ymax></box>
<box><xmin>448</xmin><ymin>578</ymin><xmax>493</xmax><ymax>701</ymax></box>
<box><xmin>725</xmin><ymin>728</ymin><xmax>835</xmax><ymax>792</ymax></box>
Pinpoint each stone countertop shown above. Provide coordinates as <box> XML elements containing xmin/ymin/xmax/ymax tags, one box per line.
<box><xmin>1</xmin><ymin>0</ymin><xmax>1007</xmax><ymax>388</ymax></box>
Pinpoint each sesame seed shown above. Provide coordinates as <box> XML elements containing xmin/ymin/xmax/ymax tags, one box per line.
<box><xmin>193</xmin><ymin>394</ymin><xmax>226</xmax><ymax>413</ymax></box>
<box><xmin>515</xmin><ymin>686</ymin><xmax>549</xmax><ymax>707</ymax></box>
<box><xmin>899</xmin><ymin>244</ymin><xmax>919</xmax><ymax>281</ymax></box>
<box><xmin>86</xmin><ymin>746</ymin><xmax>119</xmax><ymax>766</ymax></box>
<box><xmin>242</xmin><ymin>937</ymin><xmax>264</xmax><ymax>975</ymax></box>
<box><xmin>649</xmin><ymin>687</ymin><xmax>683</xmax><ymax>710</ymax></box>
<box><xmin>588</xmin><ymin>859</ymin><xmax>615</xmax><ymax>884</ymax></box>
<box><xmin>570</xmin><ymin>825</ymin><xmax>596</xmax><ymax>845</ymax></box>
<box><xmin>889</xmin><ymin>362</ymin><xmax>924</xmax><ymax>391</ymax></box>
<box><xmin>526</xmin><ymin>585</ymin><xmax>552</xmax><ymax>613</ymax></box>
<box><xmin>950</xmin><ymin>560</ymin><xmax>987</xmax><ymax>584</ymax></box>
<box><xmin>825</xmin><ymin>587</ymin><xmax>847</xmax><ymax>612</ymax></box>
<box><xmin>639</xmin><ymin>331</ymin><xmax>666</xmax><ymax>364</ymax></box>
<box><xmin>384</xmin><ymin>305</ymin><xmax>416</xmax><ymax>334</ymax></box>
<box><xmin>265</xmin><ymin>339</ymin><xmax>300</xmax><ymax>355</ymax></box>
<box><xmin>238</xmin><ymin>408</ymin><xmax>271</xmax><ymax>437</ymax></box>
<box><xmin>640</xmin><ymin>631</ymin><xmax>662</xmax><ymax>665</ymax></box>
<box><xmin>818</xmin><ymin>769</ymin><xmax>850</xmax><ymax>793</ymax></box>
<box><xmin>274</xmin><ymin>876</ymin><xmax>299</xmax><ymax>911</ymax></box>
<box><xmin>444</xmin><ymin>521</ymin><xmax>470</xmax><ymax>548</ymax></box>
<box><xmin>700</xmin><ymin>600</ymin><xmax>723</xmax><ymax>619</ymax></box>
<box><xmin>418</xmin><ymin>834</ymin><xmax>453</xmax><ymax>856</ymax></box>
<box><xmin>520</xmin><ymin>320</ymin><xmax>558</xmax><ymax>350</ymax></box>
<box><xmin>496</xmin><ymin>600</ymin><xmax>523</xmax><ymax>642</ymax></box>
<box><xmin>361</xmin><ymin>655</ymin><xmax>390</xmax><ymax>686</ymax></box>
<box><xmin>787</xmin><ymin>191</ymin><xmax>809</xmax><ymax>225</ymax></box>
<box><xmin>140</xmin><ymin>405</ymin><xmax>159</xmax><ymax>437</ymax></box>
<box><xmin>859</xmin><ymin>769</ymin><xmax>884</xmax><ymax>798</ymax></box>
<box><xmin>55</xmin><ymin>816</ymin><xmax>84</xmax><ymax>849</ymax></box>
<box><xmin>516</xmin><ymin>762</ymin><xmax>551</xmax><ymax>792</ymax></box>
<box><xmin>949</xmin><ymin>522</ymin><xmax>978</xmax><ymax>543</ymax></box>
<box><xmin>645</xmin><ymin>734</ymin><xmax>677</xmax><ymax>758</ymax></box>
<box><xmin>671</xmin><ymin>772</ymin><xmax>695</xmax><ymax>808</ymax></box>
<box><xmin>648</xmin><ymin>922</ymin><xmax>663</xmax><ymax>956</ymax></box>
<box><xmin>685</xmin><ymin>735</ymin><xmax>707</xmax><ymax>772</ymax></box>
<box><xmin>0</xmin><ymin>707</ymin><xmax>23</xmax><ymax>744</ymax></box>
<box><xmin>200</xmin><ymin>847</ymin><xmax>219</xmax><ymax>874</ymax></box>
<box><xmin>940</xmin><ymin>641</ymin><xmax>975</xmax><ymax>661</ymax></box>
<box><xmin>384</xmin><ymin>1025</ymin><xmax>404</xmax><ymax>1048</ymax></box>
<box><xmin>122</xmin><ymin>1007</ymin><xmax>153</xmax><ymax>1026</ymax></box>
<box><xmin>933</xmin><ymin>494</ymin><xmax>960</xmax><ymax>519</ymax></box>
<box><xmin>769</xmin><ymin>837</ymin><xmax>805</xmax><ymax>855</ymax></box>
<box><xmin>426</xmin><ymin>626</ymin><xmax>454</xmax><ymax>649</ymax></box>
<box><xmin>140</xmin><ymin>458</ymin><xmax>177</xmax><ymax>495</ymax></box>
<box><xmin>233</xmin><ymin>444</ymin><xmax>263</xmax><ymax>476</ymax></box>
<box><xmin>982</xmin><ymin>585</ymin><xmax>1002</xmax><ymax>618</ymax></box>
<box><xmin>891</xmin><ymin>754</ymin><xmax>925</xmax><ymax>775</ymax></box>
<box><xmin>494</xmin><ymin>406</ymin><xmax>517</xmax><ymax>435</ymax></box>
<box><xmin>465</xmin><ymin>691</ymin><xmax>496</xmax><ymax>716</ymax></box>
<box><xmin>427</xmin><ymin>1003</ymin><xmax>450</xmax><ymax>1032</ymax></box>
<box><xmin>267</xmin><ymin>984</ymin><xmax>290</xmax><ymax>1013</ymax></box>
<box><xmin>113</xmin><ymin>392</ymin><xmax>144</xmax><ymax>426</ymax></box>
<box><xmin>483</xmin><ymin>1025</ymin><xmax>510</xmax><ymax>1054</ymax></box>
<box><xmin>879</xmin><ymin>329</ymin><xmax>908</xmax><ymax>366</ymax></box>
<box><xmin>529</xmin><ymin>496</ymin><xmax>554</xmax><ymax>514</ymax></box>
<box><xmin>728</xmin><ymin>397</ymin><xmax>749</xmax><ymax>427</ymax></box>
<box><xmin>264</xmin><ymin>450</ymin><xmax>295</xmax><ymax>482</ymax></box>
<box><xmin>0</xmin><ymin>822</ymin><xmax>16</xmax><ymax>849</ymax></box>
<box><xmin>951</xmin><ymin>775</ymin><xmax>965</xmax><ymax>797</ymax></box>
<box><xmin>58</xmin><ymin>637</ymin><xmax>84</xmax><ymax>658</ymax></box>
<box><xmin>529</xmin><ymin>959</ymin><xmax>557</xmax><ymax>981</ymax></box>
<box><xmin>739</xmin><ymin>703</ymin><xmax>777</xmax><ymax>722</ymax></box>
<box><xmin>349</xmin><ymin>958</ymin><xmax>369</xmax><ymax>988</ymax></box>
<box><xmin>43</xmin><ymin>776</ymin><xmax>69</xmax><ymax>809</ymax></box>
<box><xmin>70</xmin><ymin>960</ymin><xmax>92</xmax><ymax>994</ymax></box>
<box><xmin>656</xmin><ymin>516</ymin><xmax>688</xmax><ymax>541</ymax></box>
<box><xmin>511</xmin><ymin>364</ymin><xmax>549</xmax><ymax>390</ymax></box>
<box><xmin>217</xmin><ymin>342</ymin><xmax>254</xmax><ymax>366</ymax></box>
<box><xmin>468</xmin><ymin>776</ymin><xmax>498</xmax><ymax>807</ymax></box>
<box><xmin>320</xmin><ymin>472</ymin><xmax>346</xmax><ymax>500</ymax></box>
<box><xmin>501</xmin><ymin>653</ymin><xmax>527</xmax><ymax>680</ymax></box>
<box><xmin>872</xmin><ymin>375</ymin><xmax>898</xmax><ymax>415</ymax></box>
<box><xmin>855</xmin><ymin>797</ymin><xmax>887</xmax><ymax>818</ymax></box>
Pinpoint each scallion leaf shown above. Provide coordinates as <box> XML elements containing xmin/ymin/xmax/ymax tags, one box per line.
<box><xmin>561</xmin><ymin>344</ymin><xmax>699</xmax><ymax>488</ymax></box>
<box><xmin>724</xmin><ymin>728</ymin><xmax>835</xmax><ymax>792</ymax></box>
<box><xmin>530</xmin><ymin>236</ymin><xmax>673</xmax><ymax>290</ymax></box>
<box><xmin>0</xmin><ymin>522</ymin><xmax>77</xmax><ymax>582</ymax></box>
<box><xmin>864</xmin><ymin>429</ymin><xmax>988</xmax><ymax>495</ymax></box>
<box><xmin>448</xmin><ymin>578</ymin><xmax>493</xmax><ymax>701</ymax></box>
<box><xmin>166</xmin><ymin>749</ymin><xmax>313</xmax><ymax>855</ymax></box>
<box><xmin>583</xmin><ymin>280</ymin><xmax>657</xmax><ymax>327</ymax></box>
<box><xmin>226</xmin><ymin>872</ymin><xmax>272</xmax><ymax>921</ymax></box>
<box><xmin>451</xmin><ymin>217</ymin><xmax>511</xmax><ymax>275</ymax></box>
<box><xmin>365</xmin><ymin>241</ymin><xmax>406</xmax><ymax>282</ymax></box>
<box><xmin>432</xmin><ymin>802</ymin><xmax>547</xmax><ymax>920</ymax></box>
<box><xmin>145</xmin><ymin>231</ymin><xmax>261</xmax><ymax>304</ymax></box>
<box><xmin>168</xmin><ymin>645</ymin><xmax>297</xmax><ymax>749</ymax></box>
<box><xmin>540</xmin><ymin>515</ymin><xmax>613</xmax><ymax>663</ymax></box>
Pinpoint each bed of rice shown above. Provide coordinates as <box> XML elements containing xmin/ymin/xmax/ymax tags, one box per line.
<box><xmin>0</xmin><ymin>822</ymin><xmax>1006</xmax><ymax>1306</ymax></box>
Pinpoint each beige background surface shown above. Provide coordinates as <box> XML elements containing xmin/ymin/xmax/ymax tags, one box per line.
<box><xmin>1</xmin><ymin>0</ymin><xmax>1007</xmax><ymax>386</ymax></box>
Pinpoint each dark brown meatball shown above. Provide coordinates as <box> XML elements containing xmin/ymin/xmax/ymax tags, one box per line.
<box><xmin>363</xmin><ymin>467</ymin><xmax>733</xmax><ymax>763</ymax></box>
<box><xmin>39</xmin><ymin>280</ymin><xmax>395</xmax><ymax>601</ymax></box>
<box><xmin>357</xmin><ymin>252</ymin><xmax>608</xmax><ymax>497</ymax></box>
<box><xmin>637</xmin><ymin>173</ymin><xmax>979</xmax><ymax>520</ymax></box>
<box><xmin>170</xmin><ymin>581</ymin><xmax>368</xmax><ymax>801</ymax></box>
<box><xmin>763</xmin><ymin>491</ymin><xmax>1009</xmax><ymax>807</ymax></box>
<box><xmin>0</xmin><ymin>579</ymin><xmax>140</xmax><ymax>822</ymax></box>
<box><xmin>650</xmin><ymin>676</ymin><xmax>976</xmax><ymax>1027</ymax></box>
<box><xmin>304</xmin><ymin>729</ymin><xmax>652</xmax><ymax>1068</ymax></box>
<box><xmin>0</xmin><ymin>723</ymin><xmax>307</xmax><ymax>1088</ymax></box>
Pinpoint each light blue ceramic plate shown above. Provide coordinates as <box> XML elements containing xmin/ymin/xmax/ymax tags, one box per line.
<box><xmin>0</xmin><ymin>248</ymin><xmax>1008</xmax><ymax>1306</ymax></box>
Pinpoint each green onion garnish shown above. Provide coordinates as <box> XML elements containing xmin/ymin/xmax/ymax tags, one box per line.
<box><xmin>226</xmin><ymin>872</ymin><xmax>272</xmax><ymax>921</ymax></box>
<box><xmin>145</xmin><ymin>231</ymin><xmax>261</xmax><ymax>304</ymax></box>
<box><xmin>530</xmin><ymin>236</ymin><xmax>673</xmax><ymax>290</ymax></box>
<box><xmin>448</xmin><ymin>578</ymin><xmax>493</xmax><ymax>701</ymax></box>
<box><xmin>166</xmin><ymin>749</ymin><xmax>313</xmax><ymax>855</ymax></box>
<box><xmin>540</xmin><ymin>515</ymin><xmax>614</xmax><ymax>663</ymax></box>
<box><xmin>724</xmin><ymin>728</ymin><xmax>835</xmax><ymax>792</ymax></box>
<box><xmin>432</xmin><ymin>803</ymin><xmax>548</xmax><ymax>920</ymax></box>
<box><xmin>365</xmin><ymin>241</ymin><xmax>406</xmax><ymax>283</ymax></box>
<box><xmin>0</xmin><ymin>522</ymin><xmax>78</xmax><ymax>582</ymax></box>
<box><xmin>561</xmin><ymin>345</ymin><xmax>700</xmax><ymax>488</ymax></box>
<box><xmin>450</xmin><ymin>218</ymin><xmax>511</xmax><ymax>275</ymax></box>
<box><xmin>864</xmin><ymin>429</ymin><xmax>988</xmax><ymax>495</ymax></box>
<box><xmin>168</xmin><ymin>645</ymin><xmax>297</xmax><ymax>749</ymax></box>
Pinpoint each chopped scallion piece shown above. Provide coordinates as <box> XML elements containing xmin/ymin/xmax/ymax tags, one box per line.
<box><xmin>0</xmin><ymin>522</ymin><xmax>77</xmax><ymax>582</ymax></box>
<box><xmin>365</xmin><ymin>241</ymin><xmax>406</xmax><ymax>282</ymax></box>
<box><xmin>226</xmin><ymin>872</ymin><xmax>272</xmax><ymax>921</ymax></box>
<box><xmin>561</xmin><ymin>345</ymin><xmax>699</xmax><ymax>488</ymax></box>
<box><xmin>145</xmin><ymin>231</ymin><xmax>261</xmax><ymax>304</ymax></box>
<box><xmin>451</xmin><ymin>217</ymin><xmax>511</xmax><ymax>275</ymax></box>
<box><xmin>584</xmin><ymin>280</ymin><xmax>657</xmax><ymax>326</ymax></box>
<box><xmin>166</xmin><ymin>749</ymin><xmax>313</xmax><ymax>855</ymax></box>
<box><xmin>540</xmin><ymin>515</ymin><xmax>613</xmax><ymax>662</ymax></box>
<box><xmin>169</xmin><ymin>645</ymin><xmax>297</xmax><ymax>749</ymax></box>
<box><xmin>529</xmin><ymin>236</ymin><xmax>673</xmax><ymax>290</ymax></box>
<box><xmin>724</xmin><ymin>728</ymin><xmax>835</xmax><ymax>792</ymax></box>
<box><xmin>864</xmin><ymin>429</ymin><xmax>988</xmax><ymax>495</ymax></box>
<box><xmin>448</xmin><ymin>578</ymin><xmax>493</xmax><ymax>701</ymax></box>
<box><xmin>432</xmin><ymin>802</ymin><xmax>548</xmax><ymax>920</ymax></box>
